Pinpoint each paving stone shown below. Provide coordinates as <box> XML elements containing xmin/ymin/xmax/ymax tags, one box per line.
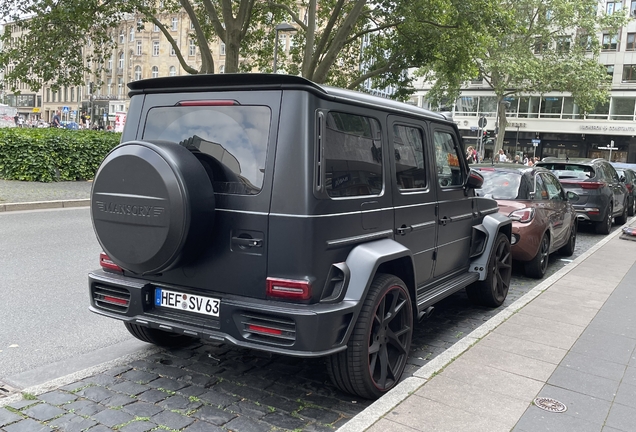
<box><xmin>150</xmin><ymin>410</ymin><xmax>194</xmax><ymax>430</ymax></box>
<box><xmin>614</xmin><ymin>381</ymin><xmax>636</xmax><ymax>409</ymax></box>
<box><xmin>0</xmin><ymin>408</ymin><xmax>22</xmax><ymax>427</ymax></box>
<box><xmin>108</xmin><ymin>381</ymin><xmax>150</xmax><ymax>396</ymax></box>
<box><xmin>47</xmin><ymin>413</ymin><xmax>97</xmax><ymax>432</ymax></box>
<box><xmin>119</xmin><ymin>370</ymin><xmax>159</xmax><ymax>384</ymax></box>
<box><xmin>179</xmin><ymin>372</ymin><xmax>219</xmax><ymax>388</ymax></box>
<box><xmin>258</xmin><ymin>394</ymin><xmax>302</xmax><ymax>414</ymax></box>
<box><xmin>121</xmin><ymin>402</ymin><xmax>163</xmax><ymax>418</ymax></box>
<box><xmin>146</xmin><ymin>364</ymin><xmax>189</xmax><ymax>379</ymax></box>
<box><xmin>118</xmin><ymin>420</ymin><xmax>156</xmax><ymax>432</ymax></box>
<box><xmin>224</xmin><ymin>415</ymin><xmax>272</xmax><ymax>432</ymax></box>
<box><xmin>146</xmin><ymin>377</ymin><xmax>188</xmax><ymax>392</ymax></box>
<box><xmin>183</xmin><ymin>362</ymin><xmax>224</xmax><ymax>376</ymax></box>
<box><xmin>5</xmin><ymin>400</ymin><xmax>37</xmax><ymax>411</ymax></box>
<box><xmin>515</xmin><ymin>405</ymin><xmax>603</xmax><ymax>432</ymax></box>
<box><xmin>3</xmin><ymin>418</ymin><xmax>52</xmax><ymax>432</ymax></box>
<box><xmin>177</xmin><ymin>385</ymin><xmax>209</xmax><ymax>398</ymax></box>
<box><xmin>136</xmin><ymin>389</ymin><xmax>168</xmax><ymax>404</ymax></box>
<box><xmin>64</xmin><ymin>400</ymin><xmax>106</xmax><ymax>417</ymax></box>
<box><xmin>91</xmin><ymin>408</ymin><xmax>134</xmax><ymax>428</ymax></box>
<box><xmin>536</xmin><ymin>385</ymin><xmax>612</xmax><ymax>426</ymax></box>
<box><xmin>85</xmin><ymin>426</ymin><xmax>115</xmax><ymax>432</ymax></box>
<box><xmin>76</xmin><ymin>386</ymin><xmax>117</xmax><ymax>403</ymax></box>
<box><xmin>84</xmin><ymin>374</ymin><xmax>121</xmax><ymax>387</ymax></box>
<box><xmin>226</xmin><ymin>400</ymin><xmax>269</xmax><ymax>419</ymax></box>
<box><xmin>262</xmin><ymin>411</ymin><xmax>308</xmax><ymax>430</ymax></box>
<box><xmin>102</xmin><ymin>365</ymin><xmax>133</xmax><ymax>377</ymax></box>
<box><xmin>571</xmin><ymin>328</ymin><xmax>636</xmax><ymax>365</ymax></box>
<box><xmin>191</xmin><ymin>405</ymin><xmax>236</xmax><ymax>426</ymax></box>
<box><xmin>548</xmin><ymin>366</ymin><xmax>621</xmax><ymax>402</ymax></box>
<box><xmin>182</xmin><ymin>420</ymin><xmax>225</xmax><ymax>432</ymax></box>
<box><xmin>158</xmin><ymin>395</ymin><xmax>202</xmax><ymax>411</ymax></box>
<box><xmin>198</xmin><ymin>390</ymin><xmax>239</xmax><ymax>408</ymax></box>
<box><xmin>60</xmin><ymin>381</ymin><xmax>91</xmax><ymax>392</ymax></box>
<box><xmin>297</xmin><ymin>407</ymin><xmax>343</xmax><ymax>424</ymax></box>
<box><xmin>104</xmin><ymin>393</ymin><xmax>137</xmax><ymax>408</ymax></box>
<box><xmin>23</xmin><ymin>403</ymin><xmax>65</xmax><ymax>421</ymax></box>
<box><xmin>561</xmin><ymin>351</ymin><xmax>627</xmax><ymax>382</ymax></box>
<box><xmin>38</xmin><ymin>391</ymin><xmax>78</xmax><ymax>406</ymax></box>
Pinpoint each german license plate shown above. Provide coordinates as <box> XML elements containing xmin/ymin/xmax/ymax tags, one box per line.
<box><xmin>155</xmin><ymin>288</ymin><xmax>220</xmax><ymax>317</ymax></box>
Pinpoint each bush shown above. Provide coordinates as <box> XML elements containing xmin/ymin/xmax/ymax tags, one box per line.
<box><xmin>0</xmin><ymin>128</ymin><xmax>121</xmax><ymax>182</ymax></box>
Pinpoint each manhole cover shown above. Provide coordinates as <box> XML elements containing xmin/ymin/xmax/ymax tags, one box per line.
<box><xmin>534</xmin><ymin>397</ymin><xmax>567</xmax><ymax>413</ymax></box>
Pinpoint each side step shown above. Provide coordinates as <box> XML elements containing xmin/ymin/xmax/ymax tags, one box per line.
<box><xmin>416</xmin><ymin>272</ymin><xmax>479</xmax><ymax>310</ymax></box>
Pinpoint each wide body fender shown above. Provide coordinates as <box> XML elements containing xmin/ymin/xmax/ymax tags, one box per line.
<box><xmin>470</xmin><ymin>213</ymin><xmax>512</xmax><ymax>281</ymax></box>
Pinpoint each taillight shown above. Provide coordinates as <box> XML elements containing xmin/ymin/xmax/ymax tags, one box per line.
<box><xmin>266</xmin><ymin>278</ymin><xmax>311</xmax><ymax>300</ymax></box>
<box><xmin>509</xmin><ymin>208</ymin><xmax>534</xmax><ymax>223</ymax></box>
<box><xmin>176</xmin><ymin>100</ymin><xmax>238</xmax><ymax>106</ymax></box>
<box><xmin>579</xmin><ymin>182</ymin><xmax>606</xmax><ymax>190</ymax></box>
<box><xmin>100</xmin><ymin>252</ymin><xmax>123</xmax><ymax>273</ymax></box>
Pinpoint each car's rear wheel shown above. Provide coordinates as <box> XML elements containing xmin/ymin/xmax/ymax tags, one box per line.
<box><xmin>559</xmin><ymin>221</ymin><xmax>577</xmax><ymax>257</ymax></box>
<box><xmin>466</xmin><ymin>233</ymin><xmax>511</xmax><ymax>307</ymax></box>
<box><xmin>327</xmin><ymin>274</ymin><xmax>413</xmax><ymax>399</ymax></box>
<box><xmin>595</xmin><ymin>204</ymin><xmax>613</xmax><ymax>235</ymax></box>
<box><xmin>124</xmin><ymin>322</ymin><xmax>198</xmax><ymax>348</ymax></box>
<box><xmin>616</xmin><ymin>199</ymin><xmax>629</xmax><ymax>225</ymax></box>
<box><xmin>525</xmin><ymin>233</ymin><xmax>550</xmax><ymax>279</ymax></box>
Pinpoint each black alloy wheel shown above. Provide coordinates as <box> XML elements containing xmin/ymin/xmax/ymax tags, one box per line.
<box><xmin>466</xmin><ymin>233</ymin><xmax>512</xmax><ymax>307</ymax></box>
<box><xmin>616</xmin><ymin>199</ymin><xmax>629</xmax><ymax>225</ymax></box>
<box><xmin>525</xmin><ymin>234</ymin><xmax>550</xmax><ymax>279</ymax></box>
<box><xmin>559</xmin><ymin>221</ymin><xmax>577</xmax><ymax>257</ymax></box>
<box><xmin>327</xmin><ymin>274</ymin><xmax>413</xmax><ymax>399</ymax></box>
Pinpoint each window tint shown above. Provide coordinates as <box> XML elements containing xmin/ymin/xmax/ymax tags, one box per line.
<box><xmin>142</xmin><ymin>105</ymin><xmax>271</xmax><ymax>195</ymax></box>
<box><xmin>433</xmin><ymin>131</ymin><xmax>464</xmax><ymax>187</ymax></box>
<box><xmin>542</xmin><ymin>173</ymin><xmax>564</xmax><ymax>200</ymax></box>
<box><xmin>534</xmin><ymin>173</ymin><xmax>548</xmax><ymax>200</ymax></box>
<box><xmin>324</xmin><ymin>112</ymin><xmax>383</xmax><ymax>197</ymax></box>
<box><xmin>393</xmin><ymin>124</ymin><xmax>426</xmax><ymax>190</ymax></box>
<box><xmin>603</xmin><ymin>163</ymin><xmax>619</xmax><ymax>182</ymax></box>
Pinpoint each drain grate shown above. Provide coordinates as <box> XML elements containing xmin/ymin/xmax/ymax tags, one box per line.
<box><xmin>0</xmin><ymin>383</ymin><xmax>17</xmax><ymax>399</ymax></box>
<box><xmin>534</xmin><ymin>397</ymin><xmax>567</xmax><ymax>413</ymax></box>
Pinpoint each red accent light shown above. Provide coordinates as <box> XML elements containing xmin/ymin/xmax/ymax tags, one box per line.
<box><xmin>103</xmin><ymin>296</ymin><xmax>128</xmax><ymax>305</ymax></box>
<box><xmin>561</xmin><ymin>180</ymin><xmax>605</xmax><ymax>190</ymax></box>
<box><xmin>177</xmin><ymin>100</ymin><xmax>237</xmax><ymax>106</ymax></box>
<box><xmin>266</xmin><ymin>278</ymin><xmax>311</xmax><ymax>300</ymax></box>
<box><xmin>509</xmin><ymin>208</ymin><xmax>534</xmax><ymax>223</ymax></box>
<box><xmin>587</xmin><ymin>210</ymin><xmax>600</xmax><ymax>215</ymax></box>
<box><xmin>247</xmin><ymin>324</ymin><xmax>283</xmax><ymax>335</ymax></box>
<box><xmin>100</xmin><ymin>252</ymin><xmax>123</xmax><ymax>273</ymax></box>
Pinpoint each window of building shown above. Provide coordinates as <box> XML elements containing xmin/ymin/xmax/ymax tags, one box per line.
<box><xmin>136</xmin><ymin>40</ymin><xmax>142</xmax><ymax>55</ymax></box>
<box><xmin>171</xmin><ymin>17</ymin><xmax>178</xmax><ymax>30</ymax></box>
<box><xmin>456</xmin><ymin>96</ymin><xmax>478</xmax><ymax>116</ymax></box>
<box><xmin>540</xmin><ymin>97</ymin><xmax>563</xmax><ymax>118</ymax></box>
<box><xmin>556</xmin><ymin>36</ymin><xmax>571</xmax><ymax>53</ymax></box>
<box><xmin>607</xmin><ymin>64</ymin><xmax>615</xmax><ymax>79</ymax></box>
<box><xmin>518</xmin><ymin>96</ymin><xmax>541</xmax><ymax>118</ymax></box>
<box><xmin>610</xmin><ymin>97</ymin><xmax>636</xmax><ymax>120</ymax></box>
<box><xmin>107</xmin><ymin>78</ymin><xmax>112</xmax><ymax>95</ymax></box>
<box><xmin>534</xmin><ymin>37</ymin><xmax>548</xmax><ymax>54</ymax></box>
<box><xmin>602</xmin><ymin>33</ymin><xmax>618</xmax><ymax>51</ymax></box>
<box><xmin>587</xmin><ymin>99</ymin><xmax>610</xmax><ymax>119</ymax></box>
<box><xmin>170</xmin><ymin>44</ymin><xmax>176</xmax><ymax>56</ymax></box>
<box><xmin>52</xmin><ymin>91</ymin><xmax>56</xmax><ymax>103</ymax></box>
<box><xmin>219</xmin><ymin>65</ymin><xmax>225</xmax><ymax>73</ymax></box>
<box><xmin>394</xmin><ymin>124</ymin><xmax>426</xmax><ymax>190</ymax></box>
<box><xmin>607</xmin><ymin>0</ymin><xmax>622</xmax><ymax>14</ymax></box>
<box><xmin>134</xmin><ymin>66</ymin><xmax>142</xmax><ymax>81</ymax></box>
<box><xmin>169</xmin><ymin>66</ymin><xmax>176</xmax><ymax>76</ymax></box>
<box><xmin>108</xmin><ymin>56</ymin><xmax>113</xmax><ymax>70</ymax></box>
<box><xmin>46</xmin><ymin>88</ymin><xmax>50</xmax><ymax>102</ymax></box>
<box><xmin>119</xmin><ymin>31</ymin><xmax>124</xmax><ymax>44</ymax></box>
<box><xmin>478</xmin><ymin>96</ymin><xmax>497</xmax><ymax>117</ymax></box>
<box><xmin>577</xmin><ymin>32</ymin><xmax>593</xmax><ymax>51</ymax></box>
<box><xmin>623</xmin><ymin>64</ymin><xmax>636</xmax><ymax>82</ymax></box>
<box><xmin>118</xmin><ymin>78</ymin><xmax>123</xmax><ymax>96</ymax></box>
<box><xmin>190</xmin><ymin>20</ymin><xmax>195</xmax><ymax>29</ymax></box>
<box><xmin>118</xmin><ymin>52</ymin><xmax>124</xmax><ymax>69</ymax></box>
<box><xmin>70</xmin><ymin>87</ymin><xmax>74</xmax><ymax>102</ymax></box>
<box><xmin>220</xmin><ymin>42</ymin><xmax>226</xmax><ymax>55</ymax></box>
<box><xmin>152</xmin><ymin>66</ymin><xmax>159</xmax><ymax>78</ymax></box>
<box><xmin>628</xmin><ymin>33</ymin><xmax>636</xmax><ymax>51</ymax></box>
<box><xmin>189</xmin><ymin>39</ymin><xmax>196</xmax><ymax>56</ymax></box>
<box><xmin>153</xmin><ymin>41</ymin><xmax>159</xmax><ymax>56</ymax></box>
<box><xmin>631</xmin><ymin>0</ymin><xmax>636</xmax><ymax>16</ymax></box>
<box><xmin>323</xmin><ymin>112</ymin><xmax>383</xmax><ymax>197</ymax></box>
<box><xmin>129</xmin><ymin>27</ymin><xmax>135</xmax><ymax>42</ymax></box>
<box><xmin>137</xmin><ymin>19</ymin><xmax>143</xmax><ymax>31</ymax></box>
<box><xmin>153</xmin><ymin>24</ymin><xmax>159</xmax><ymax>32</ymax></box>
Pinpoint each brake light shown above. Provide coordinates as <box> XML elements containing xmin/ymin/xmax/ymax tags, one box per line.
<box><xmin>177</xmin><ymin>100</ymin><xmax>237</xmax><ymax>106</ymax></box>
<box><xmin>266</xmin><ymin>278</ymin><xmax>311</xmax><ymax>300</ymax></box>
<box><xmin>100</xmin><ymin>252</ymin><xmax>123</xmax><ymax>273</ymax></box>
<box><xmin>561</xmin><ymin>180</ymin><xmax>605</xmax><ymax>190</ymax></box>
<box><xmin>509</xmin><ymin>208</ymin><xmax>534</xmax><ymax>223</ymax></box>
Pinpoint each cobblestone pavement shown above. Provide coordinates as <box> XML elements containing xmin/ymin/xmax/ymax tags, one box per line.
<box><xmin>0</xmin><ymin>214</ymin><xmax>616</xmax><ymax>431</ymax></box>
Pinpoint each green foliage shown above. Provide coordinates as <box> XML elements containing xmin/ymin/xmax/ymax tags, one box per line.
<box><xmin>0</xmin><ymin>129</ymin><xmax>120</xmax><ymax>182</ymax></box>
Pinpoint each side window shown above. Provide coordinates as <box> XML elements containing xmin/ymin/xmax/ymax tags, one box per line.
<box><xmin>542</xmin><ymin>173</ymin><xmax>564</xmax><ymax>200</ymax></box>
<box><xmin>534</xmin><ymin>173</ymin><xmax>548</xmax><ymax>200</ymax></box>
<box><xmin>324</xmin><ymin>112</ymin><xmax>383</xmax><ymax>198</ymax></box>
<box><xmin>605</xmin><ymin>163</ymin><xmax>620</xmax><ymax>182</ymax></box>
<box><xmin>433</xmin><ymin>130</ymin><xmax>464</xmax><ymax>188</ymax></box>
<box><xmin>393</xmin><ymin>124</ymin><xmax>426</xmax><ymax>190</ymax></box>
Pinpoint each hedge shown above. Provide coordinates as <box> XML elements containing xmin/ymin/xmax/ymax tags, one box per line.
<box><xmin>0</xmin><ymin>128</ymin><xmax>121</xmax><ymax>182</ymax></box>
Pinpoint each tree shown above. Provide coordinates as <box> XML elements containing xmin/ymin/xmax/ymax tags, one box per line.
<box><xmin>421</xmin><ymin>0</ymin><xmax>627</xmax><ymax>155</ymax></box>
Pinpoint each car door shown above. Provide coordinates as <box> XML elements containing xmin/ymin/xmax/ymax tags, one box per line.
<box><xmin>389</xmin><ymin>117</ymin><xmax>437</xmax><ymax>286</ymax></box>
<box><xmin>431</xmin><ymin>125</ymin><xmax>473</xmax><ymax>278</ymax></box>
<box><xmin>540</xmin><ymin>172</ymin><xmax>568</xmax><ymax>247</ymax></box>
<box><xmin>604</xmin><ymin>163</ymin><xmax>628</xmax><ymax>215</ymax></box>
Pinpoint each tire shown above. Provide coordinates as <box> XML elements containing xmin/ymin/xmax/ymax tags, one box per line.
<box><xmin>616</xmin><ymin>199</ymin><xmax>628</xmax><ymax>225</ymax></box>
<box><xmin>559</xmin><ymin>221</ymin><xmax>577</xmax><ymax>257</ymax></box>
<box><xmin>124</xmin><ymin>322</ymin><xmax>197</xmax><ymax>348</ymax></box>
<box><xmin>629</xmin><ymin>196</ymin><xmax>635</xmax><ymax>217</ymax></box>
<box><xmin>466</xmin><ymin>233</ymin><xmax>511</xmax><ymax>307</ymax></box>
<box><xmin>327</xmin><ymin>274</ymin><xmax>413</xmax><ymax>399</ymax></box>
<box><xmin>524</xmin><ymin>233</ymin><xmax>550</xmax><ymax>279</ymax></box>
<box><xmin>595</xmin><ymin>204</ymin><xmax>612</xmax><ymax>235</ymax></box>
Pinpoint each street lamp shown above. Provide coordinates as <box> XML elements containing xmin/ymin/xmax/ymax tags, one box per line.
<box><xmin>273</xmin><ymin>23</ymin><xmax>297</xmax><ymax>73</ymax></box>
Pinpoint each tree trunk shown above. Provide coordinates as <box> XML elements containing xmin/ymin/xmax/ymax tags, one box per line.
<box><xmin>494</xmin><ymin>97</ymin><xmax>508</xmax><ymax>157</ymax></box>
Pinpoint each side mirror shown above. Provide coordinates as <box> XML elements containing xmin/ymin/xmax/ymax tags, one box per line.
<box><xmin>466</xmin><ymin>169</ymin><xmax>484</xmax><ymax>189</ymax></box>
<box><xmin>566</xmin><ymin>191</ymin><xmax>579</xmax><ymax>202</ymax></box>
<box><xmin>620</xmin><ymin>175</ymin><xmax>626</xmax><ymax>183</ymax></box>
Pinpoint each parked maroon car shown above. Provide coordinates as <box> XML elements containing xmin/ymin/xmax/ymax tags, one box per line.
<box><xmin>473</xmin><ymin>164</ymin><xmax>578</xmax><ymax>279</ymax></box>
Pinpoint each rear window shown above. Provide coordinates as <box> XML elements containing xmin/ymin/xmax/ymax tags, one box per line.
<box><xmin>538</xmin><ymin>163</ymin><xmax>594</xmax><ymax>180</ymax></box>
<box><xmin>475</xmin><ymin>170</ymin><xmax>529</xmax><ymax>200</ymax></box>
<box><xmin>142</xmin><ymin>105</ymin><xmax>271</xmax><ymax>195</ymax></box>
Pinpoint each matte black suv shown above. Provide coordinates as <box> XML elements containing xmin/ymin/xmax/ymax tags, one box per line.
<box><xmin>88</xmin><ymin>74</ymin><xmax>512</xmax><ymax>399</ymax></box>
<box><xmin>536</xmin><ymin>158</ymin><xmax>628</xmax><ymax>234</ymax></box>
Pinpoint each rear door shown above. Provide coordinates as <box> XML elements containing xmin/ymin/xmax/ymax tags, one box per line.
<box><xmin>389</xmin><ymin>116</ymin><xmax>437</xmax><ymax>286</ymax></box>
<box><xmin>540</xmin><ymin>172</ymin><xmax>568</xmax><ymax>246</ymax></box>
<box><xmin>431</xmin><ymin>125</ymin><xmax>473</xmax><ymax>277</ymax></box>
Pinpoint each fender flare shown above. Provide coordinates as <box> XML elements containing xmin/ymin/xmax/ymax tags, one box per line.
<box><xmin>469</xmin><ymin>213</ymin><xmax>512</xmax><ymax>281</ymax></box>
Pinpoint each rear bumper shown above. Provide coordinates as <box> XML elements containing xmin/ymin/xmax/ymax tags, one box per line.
<box><xmin>89</xmin><ymin>270</ymin><xmax>357</xmax><ymax>357</ymax></box>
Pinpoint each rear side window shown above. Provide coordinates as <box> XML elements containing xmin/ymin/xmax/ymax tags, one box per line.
<box><xmin>142</xmin><ymin>105</ymin><xmax>271</xmax><ymax>195</ymax></box>
<box><xmin>323</xmin><ymin>112</ymin><xmax>383</xmax><ymax>197</ymax></box>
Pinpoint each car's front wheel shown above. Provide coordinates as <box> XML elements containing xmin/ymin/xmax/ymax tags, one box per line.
<box><xmin>327</xmin><ymin>274</ymin><xmax>413</xmax><ymax>399</ymax></box>
<box><xmin>559</xmin><ymin>221</ymin><xmax>577</xmax><ymax>257</ymax></box>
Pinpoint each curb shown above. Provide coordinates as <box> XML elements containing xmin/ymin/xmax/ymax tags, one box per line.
<box><xmin>0</xmin><ymin>199</ymin><xmax>90</xmax><ymax>212</ymax></box>
<box><xmin>337</xmin><ymin>218</ymin><xmax>631</xmax><ymax>432</ymax></box>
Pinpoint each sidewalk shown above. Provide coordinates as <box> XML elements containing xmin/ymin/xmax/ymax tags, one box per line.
<box><xmin>0</xmin><ymin>179</ymin><xmax>92</xmax><ymax>211</ymax></box>
<box><xmin>341</xmin><ymin>220</ymin><xmax>636</xmax><ymax>432</ymax></box>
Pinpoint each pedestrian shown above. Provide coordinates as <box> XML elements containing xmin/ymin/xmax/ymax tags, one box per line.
<box><xmin>51</xmin><ymin>111</ymin><xmax>61</xmax><ymax>128</ymax></box>
<box><xmin>523</xmin><ymin>154</ymin><xmax>529</xmax><ymax>165</ymax></box>
<box><xmin>497</xmin><ymin>149</ymin><xmax>507</xmax><ymax>163</ymax></box>
<box><xmin>13</xmin><ymin>114</ymin><xmax>19</xmax><ymax>126</ymax></box>
<box><xmin>514</xmin><ymin>155</ymin><xmax>521</xmax><ymax>164</ymax></box>
<box><xmin>466</xmin><ymin>146</ymin><xmax>475</xmax><ymax>164</ymax></box>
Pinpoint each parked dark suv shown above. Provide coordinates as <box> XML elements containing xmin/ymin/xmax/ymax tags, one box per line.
<box><xmin>611</xmin><ymin>163</ymin><xmax>636</xmax><ymax>216</ymax></box>
<box><xmin>536</xmin><ymin>158</ymin><xmax>628</xmax><ymax>234</ymax></box>
<box><xmin>88</xmin><ymin>74</ymin><xmax>512</xmax><ymax>399</ymax></box>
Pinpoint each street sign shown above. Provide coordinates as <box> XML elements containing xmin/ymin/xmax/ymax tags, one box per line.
<box><xmin>478</xmin><ymin>117</ymin><xmax>487</xmax><ymax>128</ymax></box>
<box><xmin>533</xmin><ymin>142</ymin><xmax>539</xmax><ymax>147</ymax></box>
<box><xmin>531</xmin><ymin>139</ymin><xmax>541</xmax><ymax>144</ymax></box>
<box><xmin>62</xmin><ymin>106</ymin><xmax>70</xmax><ymax>113</ymax></box>
<box><xmin>470</xmin><ymin>126</ymin><xmax>478</xmax><ymax>131</ymax></box>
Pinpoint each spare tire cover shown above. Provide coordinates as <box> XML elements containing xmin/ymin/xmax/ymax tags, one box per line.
<box><xmin>91</xmin><ymin>140</ymin><xmax>215</xmax><ymax>275</ymax></box>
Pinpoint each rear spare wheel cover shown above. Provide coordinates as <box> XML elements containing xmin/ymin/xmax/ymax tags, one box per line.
<box><xmin>91</xmin><ymin>140</ymin><xmax>214</xmax><ymax>274</ymax></box>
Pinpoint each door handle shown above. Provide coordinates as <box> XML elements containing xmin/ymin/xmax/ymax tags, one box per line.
<box><xmin>439</xmin><ymin>216</ymin><xmax>451</xmax><ymax>226</ymax></box>
<box><xmin>232</xmin><ymin>237</ymin><xmax>263</xmax><ymax>248</ymax></box>
<box><xmin>396</xmin><ymin>225</ymin><xmax>413</xmax><ymax>236</ymax></box>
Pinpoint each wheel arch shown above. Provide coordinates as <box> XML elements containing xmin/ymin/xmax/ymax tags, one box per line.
<box><xmin>469</xmin><ymin>213</ymin><xmax>512</xmax><ymax>281</ymax></box>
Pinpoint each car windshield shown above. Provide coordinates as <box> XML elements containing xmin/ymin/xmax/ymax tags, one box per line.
<box><xmin>475</xmin><ymin>170</ymin><xmax>531</xmax><ymax>200</ymax></box>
